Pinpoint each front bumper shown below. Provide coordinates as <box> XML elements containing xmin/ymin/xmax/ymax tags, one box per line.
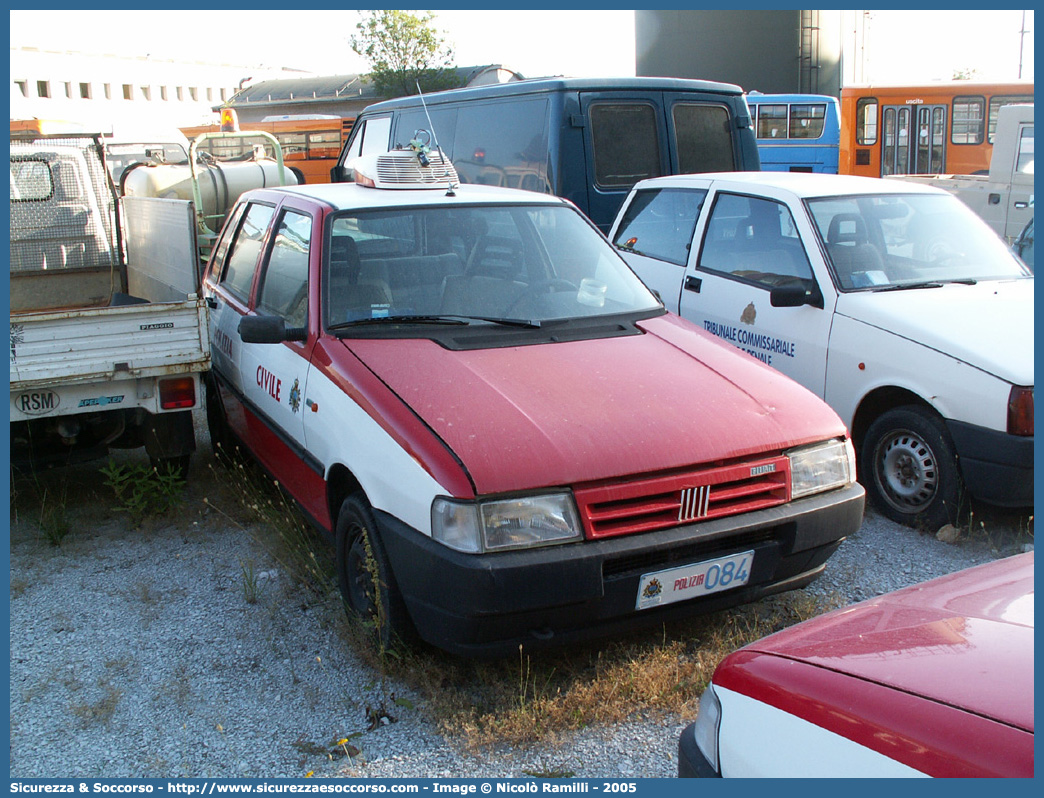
<box><xmin>678</xmin><ymin>721</ymin><xmax>720</xmax><ymax>778</ymax></box>
<box><xmin>947</xmin><ymin>420</ymin><xmax>1033</xmax><ymax>508</ymax></box>
<box><xmin>376</xmin><ymin>482</ymin><xmax>865</xmax><ymax>657</ymax></box>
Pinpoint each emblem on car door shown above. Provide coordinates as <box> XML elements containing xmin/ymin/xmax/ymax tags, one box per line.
<box><xmin>289</xmin><ymin>379</ymin><xmax>301</xmax><ymax>414</ymax></box>
<box><xmin>741</xmin><ymin>303</ymin><xmax>756</xmax><ymax>325</ymax></box>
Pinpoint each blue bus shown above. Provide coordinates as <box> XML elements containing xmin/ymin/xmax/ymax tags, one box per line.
<box><xmin>745</xmin><ymin>93</ymin><xmax>840</xmax><ymax>173</ymax></box>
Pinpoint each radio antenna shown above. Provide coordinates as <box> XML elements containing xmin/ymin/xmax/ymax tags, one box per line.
<box><xmin>416</xmin><ymin>80</ymin><xmax>456</xmax><ymax>195</ymax></box>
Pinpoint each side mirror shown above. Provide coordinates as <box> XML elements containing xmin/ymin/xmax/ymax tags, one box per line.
<box><xmin>330</xmin><ymin>165</ymin><xmax>350</xmax><ymax>183</ymax></box>
<box><xmin>238</xmin><ymin>315</ymin><xmax>306</xmax><ymax>343</ymax></box>
<box><xmin>770</xmin><ymin>284</ymin><xmax>823</xmax><ymax>309</ymax></box>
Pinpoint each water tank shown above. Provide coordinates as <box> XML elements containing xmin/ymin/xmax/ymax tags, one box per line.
<box><xmin>121</xmin><ymin>158</ymin><xmax>298</xmax><ymax>219</ymax></box>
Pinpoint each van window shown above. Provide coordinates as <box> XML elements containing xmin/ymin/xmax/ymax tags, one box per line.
<box><xmin>343</xmin><ymin>116</ymin><xmax>393</xmax><ymax>162</ymax></box>
<box><xmin>673</xmin><ymin>104</ymin><xmax>735</xmax><ymax>173</ymax></box>
<box><xmin>394</xmin><ymin>100</ymin><xmax>552</xmax><ymax>193</ymax></box>
<box><xmin>590</xmin><ymin>103</ymin><xmax>662</xmax><ymax>189</ymax></box>
<box><xmin>454</xmin><ymin>99</ymin><xmax>550</xmax><ymax>191</ymax></box>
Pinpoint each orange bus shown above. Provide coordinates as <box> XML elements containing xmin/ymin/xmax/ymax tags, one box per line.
<box><xmin>180</xmin><ymin>115</ymin><xmax>354</xmax><ymax>184</ymax></box>
<box><xmin>840</xmin><ymin>82</ymin><xmax>1033</xmax><ymax>177</ymax></box>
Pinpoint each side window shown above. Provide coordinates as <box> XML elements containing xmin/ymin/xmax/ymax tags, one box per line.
<box><xmin>590</xmin><ymin>103</ymin><xmax>662</xmax><ymax>188</ymax></box>
<box><xmin>673</xmin><ymin>103</ymin><xmax>735</xmax><ymax>173</ymax></box>
<box><xmin>789</xmin><ymin>103</ymin><xmax>826</xmax><ymax>139</ymax></box>
<box><xmin>208</xmin><ymin>203</ymin><xmax>246</xmax><ymax>280</ymax></box>
<box><xmin>393</xmin><ymin>107</ymin><xmax>457</xmax><ymax>152</ymax></box>
<box><xmin>951</xmin><ymin>96</ymin><xmax>985</xmax><ymax>145</ymax></box>
<box><xmin>988</xmin><ymin>95</ymin><xmax>1033</xmax><ymax>142</ymax></box>
<box><xmin>452</xmin><ymin>98</ymin><xmax>550</xmax><ymax>192</ymax></box>
<box><xmin>612</xmin><ymin>187</ymin><xmax>707</xmax><ymax>266</ymax></box>
<box><xmin>1016</xmin><ymin>125</ymin><xmax>1034</xmax><ymax>174</ymax></box>
<box><xmin>856</xmin><ymin>98</ymin><xmax>878</xmax><ymax>145</ymax></box>
<box><xmin>220</xmin><ymin>203</ymin><xmax>275</xmax><ymax>303</ymax></box>
<box><xmin>757</xmin><ymin>104</ymin><xmax>788</xmax><ymax>138</ymax></box>
<box><xmin>342</xmin><ymin>115</ymin><xmax>393</xmax><ymax>163</ymax></box>
<box><xmin>697</xmin><ymin>193</ymin><xmax>814</xmax><ymax>289</ymax></box>
<box><xmin>257</xmin><ymin>209</ymin><xmax>312</xmax><ymax>328</ymax></box>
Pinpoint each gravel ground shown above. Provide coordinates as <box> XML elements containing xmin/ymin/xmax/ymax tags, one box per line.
<box><xmin>8</xmin><ymin>428</ymin><xmax>1032</xmax><ymax>780</ymax></box>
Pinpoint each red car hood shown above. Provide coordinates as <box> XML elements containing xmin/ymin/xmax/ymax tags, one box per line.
<box><xmin>748</xmin><ymin>553</ymin><xmax>1034</xmax><ymax>732</ymax></box>
<box><xmin>343</xmin><ymin>314</ymin><xmax>846</xmax><ymax>494</ymax></box>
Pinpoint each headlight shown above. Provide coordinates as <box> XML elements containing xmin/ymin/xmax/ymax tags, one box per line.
<box><xmin>788</xmin><ymin>438</ymin><xmax>856</xmax><ymax>499</ymax></box>
<box><xmin>431</xmin><ymin>493</ymin><xmax>583</xmax><ymax>553</ymax></box>
<box><xmin>692</xmin><ymin>683</ymin><xmax>722</xmax><ymax>774</ymax></box>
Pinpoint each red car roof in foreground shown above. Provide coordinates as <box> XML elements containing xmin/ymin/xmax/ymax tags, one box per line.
<box><xmin>744</xmin><ymin>552</ymin><xmax>1034</xmax><ymax>732</ymax></box>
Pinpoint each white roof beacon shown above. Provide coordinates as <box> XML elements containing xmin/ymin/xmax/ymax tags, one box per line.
<box><xmin>348</xmin><ymin>129</ymin><xmax>459</xmax><ymax>192</ymax></box>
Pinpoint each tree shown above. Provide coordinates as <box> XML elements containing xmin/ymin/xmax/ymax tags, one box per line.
<box><xmin>351</xmin><ymin>10</ymin><xmax>462</xmax><ymax>99</ymax></box>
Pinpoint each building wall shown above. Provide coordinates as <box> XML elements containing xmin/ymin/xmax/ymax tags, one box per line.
<box><xmin>10</xmin><ymin>47</ymin><xmax>292</xmax><ymax>130</ymax></box>
<box><xmin>635</xmin><ymin>10</ymin><xmax>843</xmax><ymax>98</ymax></box>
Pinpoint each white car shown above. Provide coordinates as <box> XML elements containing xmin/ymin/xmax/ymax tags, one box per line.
<box><xmin>610</xmin><ymin>172</ymin><xmax>1033</xmax><ymax>528</ymax></box>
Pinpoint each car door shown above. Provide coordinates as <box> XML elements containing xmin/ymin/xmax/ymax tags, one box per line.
<box><xmin>679</xmin><ymin>187</ymin><xmax>836</xmax><ymax>396</ymax></box>
<box><xmin>206</xmin><ymin>200</ymin><xmax>275</xmax><ymax>440</ymax></box>
<box><xmin>235</xmin><ymin>203</ymin><xmax>317</xmax><ymax>490</ymax></box>
<box><xmin>611</xmin><ymin>183</ymin><xmax>710</xmax><ymax>306</ymax></box>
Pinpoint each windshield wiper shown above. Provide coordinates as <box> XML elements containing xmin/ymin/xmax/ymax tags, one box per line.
<box><xmin>872</xmin><ymin>278</ymin><xmax>978</xmax><ymax>293</ymax></box>
<box><xmin>328</xmin><ymin>314</ymin><xmax>541</xmax><ymax>332</ymax></box>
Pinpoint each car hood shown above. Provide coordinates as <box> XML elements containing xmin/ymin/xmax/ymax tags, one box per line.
<box><xmin>747</xmin><ymin>553</ymin><xmax>1034</xmax><ymax>731</ymax></box>
<box><xmin>343</xmin><ymin>314</ymin><xmax>847</xmax><ymax>494</ymax></box>
<box><xmin>834</xmin><ymin>279</ymin><xmax>1033</xmax><ymax>385</ymax></box>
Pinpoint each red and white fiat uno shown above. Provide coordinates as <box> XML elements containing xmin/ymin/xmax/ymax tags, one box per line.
<box><xmin>201</xmin><ymin>147</ymin><xmax>865</xmax><ymax>656</ymax></box>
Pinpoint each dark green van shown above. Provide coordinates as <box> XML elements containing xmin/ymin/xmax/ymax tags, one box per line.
<box><xmin>332</xmin><ymin>77</ymin><xmax>759</xmax><ymax>231</ymax></box>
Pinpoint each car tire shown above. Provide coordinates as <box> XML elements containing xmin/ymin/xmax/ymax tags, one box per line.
<box><xmin>861</xmin><ymin>406</ymin><xmax>961</xmax><ymax>529</ymax></box>
<box><xmin>205</xmin><ymin>373</ymin><xmax>235</xmax><ymax>457</ymax></box>
<box><xmin>335</xmin><ymin>493</ymin><xmax>413</xmax><ymax>650</ymax></box>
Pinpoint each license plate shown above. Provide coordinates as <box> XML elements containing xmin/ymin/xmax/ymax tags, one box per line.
<box><xmin>636</xmin><ymin>550</ymin><xmax>754</xmax><ymax>610</ymax></box>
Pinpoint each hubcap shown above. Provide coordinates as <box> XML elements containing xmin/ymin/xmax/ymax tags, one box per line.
<box><xmin>876</xmin><ymin>429</ymin><xmax>938</xmax><ymax>513</ymax></box>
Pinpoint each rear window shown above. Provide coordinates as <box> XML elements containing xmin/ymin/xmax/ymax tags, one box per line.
<box><xmin>589</xmin><ymin>103</ymin><xmax>662</xmax><ymax>189</ymax></box>
<box><xmin>10</xmin><ymin>158</ymin><xmax>53</xmax><ymax>201</ymax></box>
<box><xmin>673</xmin><ymin>103</ymin><xmax>734</xmax><ymax>173</ymax></box>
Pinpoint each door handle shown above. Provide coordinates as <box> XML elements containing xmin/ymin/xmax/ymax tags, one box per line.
<box><xmin>684</xmin><ymin>275</ymin><xmax>702</xmax><ymax>293</ymax></box>
<box><xmin>1014</xmin><ymin>201</ymin><xmax>1028</xmax><ymax>209</ymax></box>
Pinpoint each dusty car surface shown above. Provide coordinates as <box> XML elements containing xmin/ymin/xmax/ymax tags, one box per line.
<box><xmin>611</xmin><ymin>171</ymin><xmax>1033</xmax><ymax>528</ymax></box>
<box><xmin>679</xmin><ymin>552</ymin><xmax>1034</xmax><ymax>777</ymax></box>
<box><xmin>201</xmin><ymin>147</ymin><xmax>864</xmax><ymax>656</ymax></box>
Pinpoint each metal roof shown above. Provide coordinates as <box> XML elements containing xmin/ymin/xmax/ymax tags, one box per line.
<box><xmin>225</xmin><ymin>65</ymin><xmax>524</xmax><ymax>108</ymax></box>
<box><xmin>227</xmin><ymin>74</ymin><xmax>376</xmax><ymax>107</ymax></box>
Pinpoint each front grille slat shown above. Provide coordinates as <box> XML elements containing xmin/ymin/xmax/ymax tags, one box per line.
<box><xmin>575</xmin><ymin>456</ymin><xmax>791</xmax><ymax>539</ymax></box>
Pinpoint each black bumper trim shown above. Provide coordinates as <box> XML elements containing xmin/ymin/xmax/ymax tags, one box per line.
<box><xmin>947</xmin><ymin>419</ymin><xmax>1033</xmax><ymax>507</ymax></box>
<box><xmin>678</xmin><ymin>721</ymin><xmax>720</xmax><ymax>778</ymax></box>
<box><xmin>374</xmin><ymin>482</ymin><xmax>864</xmax><ymax>657</ymax></box>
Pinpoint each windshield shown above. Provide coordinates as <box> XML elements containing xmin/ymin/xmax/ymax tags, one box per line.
<box><xmin>807</xmin><ymin>193</ymin><xmax>1030</xmax><ymax>291</ymax></box>
<box><xmin>324</xmin><ymin>204</ymin><xmax>662</xmax><ymax>329</ymax></box>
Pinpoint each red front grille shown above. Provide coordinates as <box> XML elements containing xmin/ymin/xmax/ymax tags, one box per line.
<box><xmin>574</xmin><ymin>456</ymin><xmax>791</xmax><ymax>539</ymax></box>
